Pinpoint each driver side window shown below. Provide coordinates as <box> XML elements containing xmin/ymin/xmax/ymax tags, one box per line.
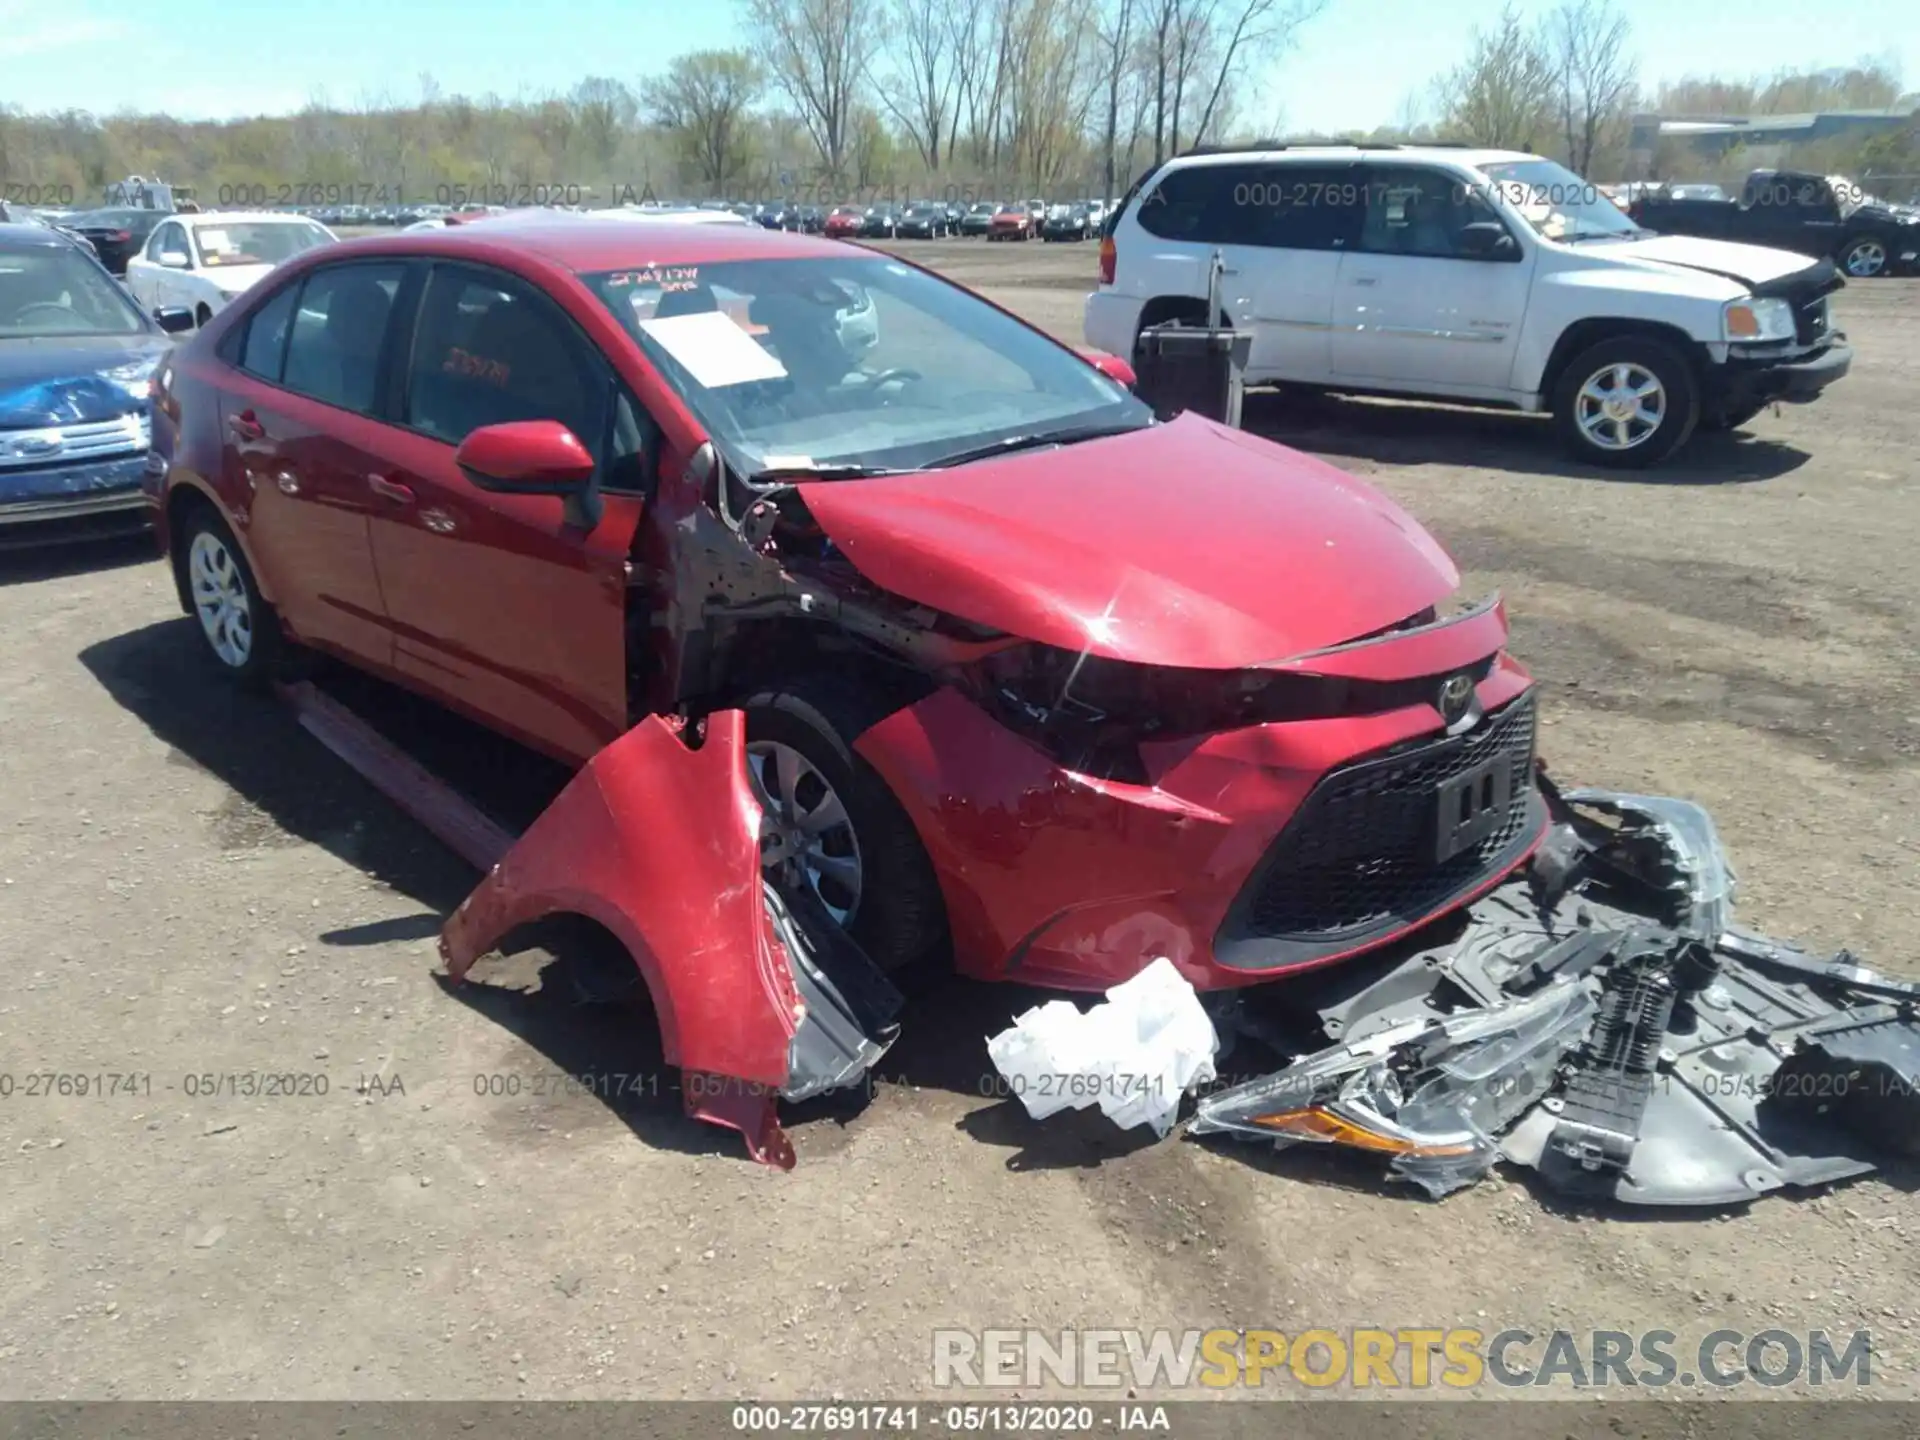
<box><xmin>147</xmin><ymin>223</ymin><xmax>182</xmax><ymax>262</ymax></box>
<box><xmin>403</xmin><ymin>265</ymin><xmax>610</xmax><ymax>454</ymax></box>
<box><xmin>1358</xmin><ymin>169</ymin><xmax>1506</xmax><ymax>259</ymax></box>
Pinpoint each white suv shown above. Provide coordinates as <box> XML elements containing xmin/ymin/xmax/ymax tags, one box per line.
<box><xmin>1085</xmin><ymin>146</ymin><xmax>1853</xmax><ymax>467</ymax></box>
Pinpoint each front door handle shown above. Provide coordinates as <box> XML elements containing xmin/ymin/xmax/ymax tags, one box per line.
<box><xmin>1350</xmin><ymin>276</ymin><xmax>1380</xmax><ymax>287</ymax></box>
<box><xmin>228</xmin><ymin>409</ymin><xmax>264</xmax><ymax>441</ymax></box>
<box><xmin>367</xmin><ymin>474</ymin><xmax>415</xmax><ymax>505</ymax></box>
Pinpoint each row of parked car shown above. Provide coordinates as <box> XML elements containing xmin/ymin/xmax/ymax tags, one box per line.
<box><xmin>642</xmin><ymin>196</ymin><xmax>1115</xmax><ymax>241</ymax></box>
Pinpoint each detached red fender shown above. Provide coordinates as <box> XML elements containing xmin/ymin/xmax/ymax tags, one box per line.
<box><xmin>438</xmin><ymin>711</ymin><xmax>807</xmax><ymax>1168</ymax></box>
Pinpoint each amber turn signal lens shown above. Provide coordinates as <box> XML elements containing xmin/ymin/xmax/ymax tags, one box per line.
<box><xmin>1248</xmin><ymin>1107</ymin><xmax>1480</xmax><ymax>1157</ymax></box>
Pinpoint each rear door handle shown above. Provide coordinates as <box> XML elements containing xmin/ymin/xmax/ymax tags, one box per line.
<box><xmin>366</xmin><ymin>474</ymin><xmax>415</xmax><ymax>505</ymax></box>
<box><xmin>228</xmin><ymin>409</ymin><xmax>264</xmax><ymax>440</ymax></box>
<box><xmin>1350</xmin><ymin>276</ymin><xmax>1380</xmax><ymax>287</ymax></box>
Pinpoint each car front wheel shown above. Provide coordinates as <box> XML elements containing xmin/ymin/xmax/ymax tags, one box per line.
<box><xmin>1552</xmin><ymin>336</ymin><xmax>1699</xmax><ymax>468</ymax></box>
<box><xmin>741</xmin><ymin>682</ymin><xmax>950</xmax><ymax>981</ymax></box>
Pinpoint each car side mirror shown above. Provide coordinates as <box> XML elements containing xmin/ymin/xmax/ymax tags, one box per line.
<box><xmin>1087</xmin><ymin>351</ymin><xmax>1137</xmax><ymax>389</ymax></box>
<box><xmin>456</xmin><ymin>420</ymin><xmax>597</xmax><ymax>492</ymax></box>
<box><xmin>1459</xmin><ymin>222</ymin><xmax>1517</xmax><ymax>258</ymax></box>
<box><xmin>158</xmin><ymin>251</ymin><xmax>191</xmax><ymax>269</ymax></box>
<box><xmin>456</xmin><ymin>420</ymin><xmax>604</xmax><ymax>527</ymax></box>
<box><xmin>153</xmin><ymin>306</ymin><xmax>195</xmax><ymax>334</ymax></box>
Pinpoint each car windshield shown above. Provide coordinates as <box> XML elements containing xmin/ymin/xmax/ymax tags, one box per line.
<box><xmin>589</xmin><ymin>255</ymin><xmax>1148</xmax><ymax>475</ymax></box>
<box><xmin>0</xmin><ymin>245</ymin><xmax>145</xmax><ymax>337</ymax></box>
<box><xmin>192</xmin><ymin>221</ymin><xmax>332</xmax><ymax>268</ymax></box>
<box><xmin>1477</xmin><ymin>160</ymin><xmax>1641</xmax><ymax>242</ymax></box>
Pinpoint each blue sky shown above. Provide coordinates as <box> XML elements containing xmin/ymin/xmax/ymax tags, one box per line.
<box><xmin>1</xmin><ymin>0</ymin><xmax>1908</xmax><ymax>136</ymax></box>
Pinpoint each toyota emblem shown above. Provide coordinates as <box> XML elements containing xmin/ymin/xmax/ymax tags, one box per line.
<box><xmin>1437</xmin><ymin>673</ymin><xmax>1475</xmax><ymax>724</ymax></box>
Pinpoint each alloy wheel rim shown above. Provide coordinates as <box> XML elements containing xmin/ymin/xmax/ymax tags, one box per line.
<box><xmin>188</xmin><ymin>531</ymin><xmax>253</xmax><ymax>667</ymax></box>
<box><xmin>1576</xmin><ymin>362</ymin><xmax>1666</xmax><ymax>450</ymax></box>
<box><xmin>1845</xmin><ymin>241</ymin><xmax>1886</xmax><ymax>277</ymax></box>
<box><xmin>745</xmin><ymin>740</ymin><xmax>863</xmax><ymax>924</ymax></box>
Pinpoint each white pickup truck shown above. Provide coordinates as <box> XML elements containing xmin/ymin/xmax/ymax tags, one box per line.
<box><xmin>1084</xmin><ymin>145</ymin><xmax>1852</xmax><ymax>467</ymax></box>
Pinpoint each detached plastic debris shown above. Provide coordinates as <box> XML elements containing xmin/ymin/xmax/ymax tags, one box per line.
<box><xmin>987</xmin><ymin>957</ymin><xmax>1219</xmax><ymax>1137</ymax></box>
<box><xmin>1190</xmin><ymin>983</ymin><xmax>1595</xmax><ymax>1197</ymax></box>
<box><xmin>1560</xmin><ymin>789</ymin><xmax>1738</xmax><ymax>940</ymax></box>
<box><xmin>1192</xmin><ymin>787</ymin><xmax>1920</xmax><ymax>1208</ymax></box>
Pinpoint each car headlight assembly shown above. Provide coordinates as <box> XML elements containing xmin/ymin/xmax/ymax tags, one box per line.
<box><xmin>102</xmin><ymin>357</ymin><xmax>160</xmax><ymax>399</ymax></box>
<box><xmin>1724</xmin><ymin>296</ymin><xmax>1795</xmax><ymax>342</ymax></box>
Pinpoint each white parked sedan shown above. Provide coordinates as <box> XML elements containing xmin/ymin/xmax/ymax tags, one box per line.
<box><xmin>123</xmin><ymin>212</ymin><xmax>337</xmax><ymax>327</ymax></box>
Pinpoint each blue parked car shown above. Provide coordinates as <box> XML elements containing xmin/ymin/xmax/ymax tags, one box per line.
<box><xmin>0</xmin><ymin>223</ymin><xmax>193</xmax><ymax>547</ymax></box>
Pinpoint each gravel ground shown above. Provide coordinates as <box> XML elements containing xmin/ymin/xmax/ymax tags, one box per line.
<box><xmin>2</xmin><ymin>236</ymin><xmax>1916</xmax><ymax>1404</ymax></box>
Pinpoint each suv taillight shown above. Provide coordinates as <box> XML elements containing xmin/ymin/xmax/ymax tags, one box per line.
<box><xmin>1098</xmin><ymin>235</ymin><xmax>1116</xmax><ymax>285</ymax></box>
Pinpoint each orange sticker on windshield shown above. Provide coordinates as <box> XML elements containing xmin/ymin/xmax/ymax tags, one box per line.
<box><xmin>443</xmin><ymin>347</ymin><xmax>510</xmax><ymax>386</ymax></box>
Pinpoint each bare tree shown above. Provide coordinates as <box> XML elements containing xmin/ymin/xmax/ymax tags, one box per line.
<box><xmin>640</xmin><ymin>50</ymin><xmax>765</xmax><ymax>188</ymax></box>
<box><xmin>1185</xmin><ymin>0</ymin><xmax>1326</xmax><ymax>148</ymax></box>
<box><xmin>1094</xmin><ymin>0</ymin><xmax>1136</xmax><ymax>196</ymax></box>
<box><xmin>1435</xmin><ymin>4</ymin><xmax>1557</xmax><ymax>151</ymax></box>
<box><xmin>570</xmin><ymin>78</ymin><xmax>637</xmax><ymax>168</ymax></box>
<box><xmin>876</xmin><ymin>0</ymin><xmax>957</xmax><ymax>170</ymax></box>
<box><xmin>744</xmin><ymin>0</ymin><xmax>886</xmax><ymax>179</ymax></box>
<box><xmin>1545</xmin><ymin>0</ymin><xmax>1635</xmax><ymax>175</ymax></box>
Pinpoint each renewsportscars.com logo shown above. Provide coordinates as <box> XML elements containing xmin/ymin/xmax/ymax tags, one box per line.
<box><xmin>931</xmin><ymin>1327</ymin><xmax>1874</xmax><ymax>1391</ymax></box>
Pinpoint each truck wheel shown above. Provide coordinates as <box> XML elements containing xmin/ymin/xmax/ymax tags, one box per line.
<box><xmin>1839</xmin><ymin>235</ymin><xmax>1890</xmax><ymax>278</ymax></box>
<box><xmin>1552</xmin><ymin>336</ymin><xmax>1699</xmax><ymax>468</ymax></box>
<box><xmin>740</xmin><ymin>682</ymin><xmax>951</xmax><ymax>981</ymax></box>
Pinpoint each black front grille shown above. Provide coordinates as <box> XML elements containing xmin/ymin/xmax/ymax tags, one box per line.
<box><xmin>1794</xmin><ymin>295</ymin><xmax>1830</xmax><ymax>346</ymax></box>
<box><xmin>1215</xmin><ymin>691</ymin><xmax>1544</xmax><ymax>970</ymax></box>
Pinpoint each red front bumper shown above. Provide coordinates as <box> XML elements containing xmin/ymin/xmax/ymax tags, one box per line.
<box><xmin>854</xmin><ymin>648</ymin><xmax>1544</xmax><ymax>994</ymax></box>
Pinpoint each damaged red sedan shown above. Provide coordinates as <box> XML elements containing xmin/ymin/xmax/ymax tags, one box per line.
<box><xmin>144</xmin><ymin>215</ymin><xmax>1544</xmax><ymax>1154</ymax></box>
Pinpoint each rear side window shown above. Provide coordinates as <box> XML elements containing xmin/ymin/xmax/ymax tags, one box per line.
<box><xmin>1135</xmin><ymin>161</ymin><xmax>1363</xmax><ymax>249</ymax></box>
<box><xmin>1257</xmin><ymin>165</ymin><xmax>1366</xmax><ymax>250</ymax></box>
<box><xmin>1136</xmin><ymin>163</ymin><xmax>1270</xmax><ymax>243</ymax></box>
<box><xmin>238</xmin><ymin>282</ymin><xmax>301</xmax><ymax>381</ymax></box>
<box><xmin>402</xmin><ymin>265</ymin><xmax>609</xmax><ymax>453</ymax></box>
<box><xmin>279</xmin><ymin>263</ymin><xmax>406</xmax><ymax>415</ymax></box>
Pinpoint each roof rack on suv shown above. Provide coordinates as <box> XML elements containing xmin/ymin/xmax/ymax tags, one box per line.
<box><xmin>1170</xmin><ymin>138</ymin><xmax>1490</xmax><ymax>159</ymax></box>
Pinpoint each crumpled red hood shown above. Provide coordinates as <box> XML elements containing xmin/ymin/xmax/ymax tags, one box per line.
<box><xmin>796</xmin><ymin>413</ymin><xmax>1462</xmax><ymax>669</ymax></box>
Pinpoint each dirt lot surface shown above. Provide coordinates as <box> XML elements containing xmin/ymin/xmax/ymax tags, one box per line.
<box><xmin>3</xmin><ymin>236</ymin><xmax>1918</xmax><ymax>1404</ymax></box>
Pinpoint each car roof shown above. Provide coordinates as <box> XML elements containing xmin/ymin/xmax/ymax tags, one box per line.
<box><xmin>314</xmin><ymin>214</ymin><xmax>855</xmax><ymax>272</ymax></box>
<box><xmin>1164</xmin><ymin>144</ymin><xmax>1539</xmax><ymax>170</ymax></box>
<box><xmin>0</xmin><ymin>222</ymin><xmax>80</xmax><ymax>248</ymax></box>
<box><xmin>176</xmin><ymin>211</ymin><xmax>329</xmax><ymax>227</ymax></box>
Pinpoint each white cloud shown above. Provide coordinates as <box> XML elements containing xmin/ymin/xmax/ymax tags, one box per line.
<box><xmin>0</xmin><ymin>10</ymin><xmax>128</xmax><ymax>57</ymax></box>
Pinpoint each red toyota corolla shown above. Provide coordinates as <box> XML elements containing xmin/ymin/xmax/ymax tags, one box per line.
<box><xmin>145</xmin><ymin>214</ymin><xmax>1543</xmax><ymax>997</ymax></box>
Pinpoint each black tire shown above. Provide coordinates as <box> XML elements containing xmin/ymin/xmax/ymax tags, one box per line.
<box><xmin>739</xmin><ymin>681</ymin><xmax>951</xmax><ymax>983</ymax></box>
<box><xmin>1551</xmin><ymin>335</ymin><xmax>1699</xmax><ymax>469</ymax></box>
<box><xmin>1838</xmin><ymin>233</ymin><xmax>1893</xmax><ymax>279</ymax></box>
<box><xmin>173</xmin><ymin>506</ymin><xmax>292</xmax><ymax>684</ymax></box>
